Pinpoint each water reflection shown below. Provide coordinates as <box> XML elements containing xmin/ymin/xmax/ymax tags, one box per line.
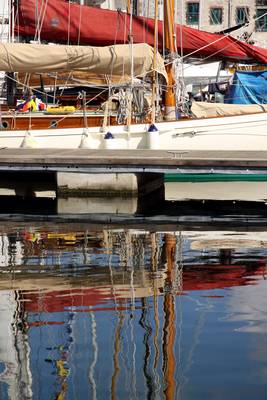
<box><xmin>0</xmin><ymin>227</ymin><xmax>266</xmax><ymax>399</ymax></box>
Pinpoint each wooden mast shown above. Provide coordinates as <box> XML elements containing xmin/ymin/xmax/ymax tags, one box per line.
<box><xmin>151</xmin><ymin>0</ymin><xmax>159</xmax><ymax>124</ymax></box>
<box><xmin>163</xmin><ymin>0</ymin><xmax>176</xmax><ymax>120</ymax></box>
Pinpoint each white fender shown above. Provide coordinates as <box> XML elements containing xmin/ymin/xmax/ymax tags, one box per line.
<box><xmin>79</xmin><ymin>131</ymin><xmax>100</xmax><ymax>149</ymax></box>
<box><xmin>147</xmin><ymin>124</ymin><xmax>160</xmax><ymax>149</ymax></box>
<box><xmin>20</xmin><ymin>131</ymin><xmax>39</xmax><ymax>148</ymax></box>
<box><xmin>103</xmin><ymin>131</ymin><xmax>117</xmax><ymax>149</ymax></box>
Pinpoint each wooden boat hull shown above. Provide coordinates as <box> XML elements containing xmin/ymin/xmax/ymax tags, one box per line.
<box><xmin>0</xmin><ymin>113</ymin><xmax>116</xmax><ymax>130</ymax></box>
<box><xmin>1</xmin><ymin>111</ymin><xmax>267</xmax><ymax>150</ymax></box>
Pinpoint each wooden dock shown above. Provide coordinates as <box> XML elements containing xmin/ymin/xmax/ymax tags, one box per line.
<box><xmin>0</xmin><ymin>148</ymin><xmax>267</xmax><ymax>174</ymax></box>
<box><xmin>0</xmin><ymin>148</ymin><xmax>267</xmax><ymax>198</ymax></box>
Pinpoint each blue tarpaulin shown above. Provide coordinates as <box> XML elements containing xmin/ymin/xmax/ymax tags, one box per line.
<box><xmin>224</xmin><ymin>70</ymin><xmax>267</xmax><ymax>104</ymax></box>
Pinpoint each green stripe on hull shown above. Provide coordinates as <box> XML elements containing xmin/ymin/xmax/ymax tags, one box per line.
<box><xmin>165</xmin><ymin>174</ymin><xmax>267</xmax><ymax>182</ymax></box>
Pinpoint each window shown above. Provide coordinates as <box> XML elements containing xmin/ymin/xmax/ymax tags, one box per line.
<box><xmin>256</xmin><ymin>9</ymin><xmax>267</xmax><ymax>31</ymax></box>
<box><xmin>0</xmin><ymin>121</ymin><xmax>9</xmax><ymax>129</ymax></box>
<box><xmin>256</xmin><ymin>0</ymin><xmax>267</xmax><ymax>31</ymax></box>
<box><xmin>186</xmin><ymin>2</ymin><xmax>199</xmax><ymax>25</ymax></box>
<box><xmin>132</xmin><ymin>0</ymin><xmax>138</xmax><ymax>16</ymax></box>
<box><xmin>256</xmin><ymin>0</ymin><xmax>267</xmax><ymax>6</ymax></box>
<box><xmin>50</xmin><ymin>120</ymin><xmax>58</xmax><ymax>128</ymax></box>
<box><xmin>210</xmin><ymin>8</ymin><xmax>222</xmax><ymax>25</ymax></box>
<box><xmin>236</xmin><ymin>7</ymin><xmax>249</xmax><ymax>24</ymax></box>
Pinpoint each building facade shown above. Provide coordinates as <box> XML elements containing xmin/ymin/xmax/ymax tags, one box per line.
<box><xmin>177</xmin><ymin>0</ymin><xmax>267</xmax><ymax>47</ymax></box>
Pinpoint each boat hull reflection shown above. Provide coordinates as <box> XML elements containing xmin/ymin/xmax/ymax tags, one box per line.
<box><xmin>0</xmin><ymin>227</ymin><xmax>266</xmax><ymax>398</ymax></box>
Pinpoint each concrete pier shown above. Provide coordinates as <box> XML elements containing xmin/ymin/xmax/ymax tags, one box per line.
<box><xmin>57</xmin><ymin>172</ymin><xmax>138</xmax><ymax>196</ymax></box>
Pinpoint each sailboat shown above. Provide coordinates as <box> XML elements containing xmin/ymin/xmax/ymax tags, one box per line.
<box><xmin>1</xmin><ymin>0</ymin><xmax>267</xmax><ymax>150</ymax></box>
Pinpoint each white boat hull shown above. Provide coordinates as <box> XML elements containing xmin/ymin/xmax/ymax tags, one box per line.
<box><xmin>1</xmin><ymin>111</ymin><xmax>267</xmax><ymax>150</ymax></box>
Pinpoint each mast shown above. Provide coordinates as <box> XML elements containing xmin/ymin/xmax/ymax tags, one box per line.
<box><xmin>126</xmin><ymin>0</ymin><xmax>134</xmax><ymax>130</ymax></box>
<box><xmin>151</xmin><ymin>0</ymin><xmax>159</xmax><ymax>124</ymax></box>
<box><xmin>163</xmin><ymin>0</ymin><xmax>176</xmax><ymax>120</ymax></box>
<box><xmin>6</xmin><ymin>0</ymin><xmax>16</xmax><ymax>106</ymax></box>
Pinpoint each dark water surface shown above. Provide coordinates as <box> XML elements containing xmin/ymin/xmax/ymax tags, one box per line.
<box><xmin>0</xmin><ymin>215</ymin><xmax>267</xmax><ymax>399</ymax></box>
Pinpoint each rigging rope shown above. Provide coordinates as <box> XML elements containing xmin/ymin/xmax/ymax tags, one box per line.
<box><xmin>67</xmin><ymin>0</ymin><xmax>71</xmax><ymax>45</ymax></box>
<box><xmin>34</xmin><ymin>0</ymin><xmax>49</xmax><ymax>43</ymax></box>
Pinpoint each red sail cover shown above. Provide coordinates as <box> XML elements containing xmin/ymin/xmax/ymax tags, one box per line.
<box><xmin>14</xmin><ymin>0</ymin><xmax>267</xmax><ymax>63</ymax></box>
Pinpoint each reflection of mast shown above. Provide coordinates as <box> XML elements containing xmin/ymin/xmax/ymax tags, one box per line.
<box><xmin>152</xmin><ymin>285</ymin><xmax>161</xmax><ymax>396</ymax></box>
<box><xmin>126</xmin><ymin>231</ymin><xmax>137</xmax><ymax>398</ymax></box>
<box><xmin>219</xmin><ymin>249</ymin><xmax>233</xmax><ymax>265</ymax></box>
<box><xmin>88</xmin><ymin>309</ymin><xmax>98</xmax><ymax>400</ymax></box>
<box><xmin>105</xmin><ymin>230</ymin><xmax>119</xmax><ymax>311</ymax></box>
<box><xmin>111</xmin><ymin>312</ymin><xmax>124</xmax><ymax>400</ymax></box>
<box><xmin>54</xmin><ymin>312</ymin><xmax>74</xmax><ymax>400</ymax></box>
<box><xmin>139</xmin><ymin>298</ymin><xmax>154</xmax><ymax>397</ymax></box>
<box><xmin>150</xmin><ymin>232</ymin><xmax>160</xmax><ymax>392</ymax></box>
<box><xmin>0</xmin><ymin>289</ymin><xmax>33</xmax><ymax>399</ymax></box>
<box><xmin>105</xmin><ymin>229</ymin><xmax>123</xmax><ymax>400</ymax></box>
<box><xmin>163</xmin><ymin>234</ymin><xmax>176</xmax><ymax>400</ymax></box>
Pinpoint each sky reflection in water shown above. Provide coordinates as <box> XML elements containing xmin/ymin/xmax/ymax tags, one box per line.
<box><xmin>0</xmin><ymin>226</ymin><xmax>266</xmax><ymax>399</ymax></box>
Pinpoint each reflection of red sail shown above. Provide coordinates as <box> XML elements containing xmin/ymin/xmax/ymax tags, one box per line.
<box><xmin>21</xmin><ymin>264</ymin><xmax>265</xmax><ymax>313</ymax></box>
<box><xmin>23</xmin><ymin>287</ymin><xmax>116</xmax><ymax>313</ymax></box>
<box><xmin>182</xmin><ymin>264</ymin><xmax>265</xmax><ymax>291</ymax></box>
<box><xmin>15</xmin><ymin>0</ymin><xmax>267</xmax><ymax>63</ymax></box>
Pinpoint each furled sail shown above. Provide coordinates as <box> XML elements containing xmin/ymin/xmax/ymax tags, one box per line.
<box><xmin>15</xmin><ymin>0</ymin><xmax>267</xmax><ymax>64</ymax></box>
<box><xmin>0</xmin><ymin>42</ymin><xmax>167</xmax><ymax>81</ymax></box>
<box><xmin>17</xmin><ymin>72</ymin><xmax>128</xmax><ymax>87</ymax></box>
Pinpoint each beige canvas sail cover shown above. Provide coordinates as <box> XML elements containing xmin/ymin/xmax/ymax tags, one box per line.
<box><xmin>0</xmin><ymin>42</ymin><xmax>167</xmax><ymax>82</ymax></box>
<box><xmin>192</xmin><ymin>101</ymin><xmax>267</xmax><ymax>118</ymax></box>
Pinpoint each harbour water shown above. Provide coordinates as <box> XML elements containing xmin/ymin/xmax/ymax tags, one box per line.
<box><xmin>0</xmin><ymin>190</ymin><xmax>267</xmax><ymax>399</ymax></box>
